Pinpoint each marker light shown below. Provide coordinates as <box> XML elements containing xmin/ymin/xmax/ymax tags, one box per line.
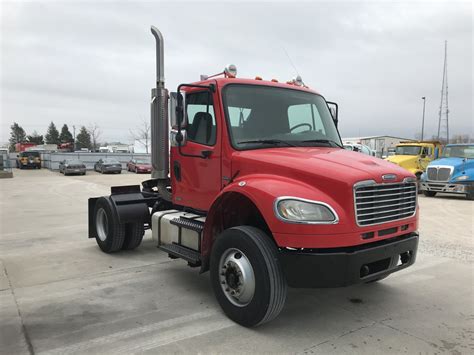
<box><xmin>255</xmin><ymin>76</ymin><xmax>263</xmax><ymax>80</ymax></box>
<box><xmin>224</xmin><ymin>64</ymin><xmax>237</xmax><ymax>78</ymax></box>
<box><xmin>271</xmin><ymin>79</ymin><xmax>278</xmax><ymax>82</ymax></box>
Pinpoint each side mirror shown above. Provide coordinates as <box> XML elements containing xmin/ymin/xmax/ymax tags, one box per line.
<box><xmin>170</xmin><ymin>129</ymin><xmax>187</xmax><ymax>147</ymax></box>
<box><xmin>175</xmin><ymin>92</ymin><xmax>186</xmax><ymax>129</ymax></box>
<box><xmin>327</xmin><ymin>101</ymin><xmax>339</xmax><ymax>127</ymax></box>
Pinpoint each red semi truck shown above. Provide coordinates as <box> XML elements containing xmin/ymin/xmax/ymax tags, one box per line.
<box><xmin>88</xmin><ymin>26</ymin><xmax>419</xmax><ymax>327</ymax></box>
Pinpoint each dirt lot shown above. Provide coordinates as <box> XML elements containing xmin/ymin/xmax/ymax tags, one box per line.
<box><xmin>1</xmin><ymin>169</ymin><xmax>473</xmax><ymax>354</ymax></box>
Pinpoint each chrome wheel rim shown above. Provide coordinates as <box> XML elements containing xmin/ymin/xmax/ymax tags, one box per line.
<box><xmin>219</xmin><ymin>248</ymin><xmax>255</xmax><ymax>307</ymax></box>
<box><xmin>96</xmin><ymin>208</ymin><xmax>108</xmax><ymax>242</ymax></box>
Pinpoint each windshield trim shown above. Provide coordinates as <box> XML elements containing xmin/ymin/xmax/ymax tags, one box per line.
<box><xmin>221</xmin><ymin>83</ymin><xmax>342</xmax><ymax>152</ymax></box>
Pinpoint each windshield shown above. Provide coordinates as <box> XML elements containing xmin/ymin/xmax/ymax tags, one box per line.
<box><xmin>135</xmin><ymin>159</ymin><xmax>150</xmax><ymax>164</ymax></box>
<box><xmin>395</xmin><ymin>146</ymin><xmax>421</xmax><ymax>155</ymax></box>
<box><xmin>223</xmin><ymin>85</ymin><xmax>341</xmax><ymax>149</ymax></box>
<box><xmin>20</xmin><ymin>152</ymin><xmax>40</xmax><ymax>157</ymax></box>
<box><xmin>442</xmin><ymin>145</ymin><xmax>474</xmax><ymax>159</ymax></box>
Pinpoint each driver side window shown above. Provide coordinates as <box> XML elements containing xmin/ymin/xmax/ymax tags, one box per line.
<box><xmin>287</xmin><ymin>104</ymin><xmax>326</xmax><ymax>134</ymax></box>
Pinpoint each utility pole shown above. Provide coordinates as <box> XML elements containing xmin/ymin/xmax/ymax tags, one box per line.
<box><xmin>421</xmin><ymin>97</ymin><xmax>426</xmax><ymax>141</ymax></box>
<box><xmin>73</xmin><ymin>125</ymin><xmax>76</xmax><ymax>152</ymax></box>
<box><xmin>437</xmin><ymin>40</ymin><xmax>449</xmax><ymax>144</ymax></box>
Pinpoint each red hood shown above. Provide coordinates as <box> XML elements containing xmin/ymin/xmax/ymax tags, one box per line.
<box><xmin>136</xmin><ymin>164</ymin><xmax>152</xmax><ymax>168</ymax></box>
<box><xmin>232</xmin><ymin>147</ymin><xmax>413</xmax><ymax>187</ymax></box>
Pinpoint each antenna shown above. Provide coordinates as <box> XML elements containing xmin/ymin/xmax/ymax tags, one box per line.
<box><xmin>437</xmin><ymin>40</ymin><xmax>449</xmax><ymax>144</ymax></box>
<box><xmin>282</xmin><ymin>47</ymin><xmax>300</xmax><ymax>76</ymax></box>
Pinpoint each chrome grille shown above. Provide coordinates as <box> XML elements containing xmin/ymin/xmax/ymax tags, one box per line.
<box><xmin>354</xmin><ymin>182</ymin><xmax>417</xmax><ymax>226</ymax></box>
<box><xmin>426</xmin><ymin>166</ymin><xmax>452</xmax><ymax>181</ymax></box>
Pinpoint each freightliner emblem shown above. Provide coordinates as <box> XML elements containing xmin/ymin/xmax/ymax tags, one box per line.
<box><xmin>382</xmin><ymin>174</ymin><xmax>397</xmax><ymax>181</ymax></box>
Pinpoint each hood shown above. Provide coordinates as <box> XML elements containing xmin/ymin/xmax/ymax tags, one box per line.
<box><xmin>385</xmin><ymin>155</ymin><xmax>418</xmax><ymax>168</ymax></box>
<box><xmin>429</xmin><ymin>157</ymin><xmax>474</xmax><ymax>175</ymax></box>
<box><xmin>136</xmin><ymin>164</ymin><xmax>152</xmax><ymax>168</ymax></box>
<box><xmin>232</xmin><ymin>147</ymin><xmax>413</xmax><ymax>188</ymax></box>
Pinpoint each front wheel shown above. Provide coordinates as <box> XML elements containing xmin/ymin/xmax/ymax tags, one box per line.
<box><xmin>423</xmin><ymin>191</ymin><xmax>437</xmax><ymax>197</ymax></box>
<box><xmin>210</xmin><ymin>226</ymin><xmax>287</xmax><ymax>327</ymax></box>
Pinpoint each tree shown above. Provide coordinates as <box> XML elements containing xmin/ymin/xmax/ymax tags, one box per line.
<box><xmin>129</xmin><ymin>118</ymin><xmax>151</xmax><ymax>153</ymax></box>
<box><xmin>87</xmin><ymin>123</ymin><xmax>102</xmax><ymax>152</ymax></box>
<box><xmin>76</xmin><ymin>126</ymin><xmax>91</xmax><ymax>150</ymax></box>
<box><xmin>45</xmin><ymin>122</ymin><xmax>60</xmax><ymax>144</ymax></box>
<box><xmin>8</xmin><ymin>122</ymin><xmax>27</xmax><ymax>151</ymax></box>
<box><xmin>59</xmin><ymin>124</ymin><xmax>74</xmax><ymax>143</ymax></box>
<box><xmin>27</xmin><ymin>131</ymin><xmax>44</xmax><ymax>145</ymax></box>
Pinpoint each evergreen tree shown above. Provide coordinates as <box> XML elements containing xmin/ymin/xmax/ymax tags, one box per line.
<box><xmin>45</xmin><ymin>122</ymin><xmax>60</xmax><ymax>144</ymax></box>
<box><xmin>8</xmin><ymin>122</ymin><xmax>27</xmax><ymax>152</ymax></box>
<box><xmin>75</xmin><ymin>126</ymin><xmax>91</xmax><ymax>150</ymax></box>
<box><xmin>27</xmin><ymin>131</ymin><xmax>45</xmax><ymax>145</ymax></box>
<box><xmin>59</xmin><ymin>124</ymin><xmax>74</xmax><ymax>143</ymax></box>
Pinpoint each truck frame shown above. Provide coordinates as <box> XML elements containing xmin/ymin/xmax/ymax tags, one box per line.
<box><xmin>88</xmin><ymin>26</ymin><xmax>420</xmax><ymax>327</ymax></box>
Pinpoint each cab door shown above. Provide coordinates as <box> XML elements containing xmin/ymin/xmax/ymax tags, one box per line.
<box><xmin>171</xmin><ymin>89</ymin><xmax>222</xmax><ymax>211</ymax></box>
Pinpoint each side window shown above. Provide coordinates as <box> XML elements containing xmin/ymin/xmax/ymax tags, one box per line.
<box><xmin>421</xmin><ymin>147</ymin><xmax>429</xmax><ymax>156</ymax></box>
<box><xmin>185</xmin><ymin>91</ymin><xmax>217</xmax><ymax>146</ymax></box>
<box><xmin>287</xmin><ymin>104</ymin><xmax>326</xmax><ymax>134</ymax></box>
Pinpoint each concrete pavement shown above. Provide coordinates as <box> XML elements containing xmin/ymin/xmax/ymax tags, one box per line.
<box><xmin>1</xmin><ymin>169</ymin><xmax>473</xmax><ymax>354</ymax></box>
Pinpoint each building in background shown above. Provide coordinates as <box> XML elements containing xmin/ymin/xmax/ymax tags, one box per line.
<box><xmin>98</xmin><ymin>144</ymin><xmax>131</xmax><ymax>153</ymax></box>
<box><xmin>342</xmin><ymin>135</ymin><xmax>415</xmax><ymax>158</ymax></box>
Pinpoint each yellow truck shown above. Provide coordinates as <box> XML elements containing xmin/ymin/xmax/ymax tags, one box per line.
<box><xmin>385</xmin><ymin>141</ymin><xmax>443</xmax><ymax>179</ymax></box>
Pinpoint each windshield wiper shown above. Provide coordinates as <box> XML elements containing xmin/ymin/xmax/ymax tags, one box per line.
<box><xmin>301</xmin><ymin>139</ymin><xmax>343</xmax><ymax>148</ymax></box>
<box><xmin>237</xmin><ymin>139</ymin><xmax>296</xmax><ymax>147</ymax></box>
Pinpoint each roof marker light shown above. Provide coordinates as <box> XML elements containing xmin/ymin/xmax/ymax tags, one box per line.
<box><xmin>271</xmin><ymin>79</ymin><xmax>278</xmax><ymax>82</ymax></box>
<box><xmin>255</xmin><ymin>76</ymin><xmax>263</xmax><ymax>80</ymax></box>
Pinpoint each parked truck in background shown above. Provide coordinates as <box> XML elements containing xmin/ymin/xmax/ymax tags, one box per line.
<box><xmin>420</xmin><ymin>143</ymin><xmax>474</xmax><ymax>200</ymax></box>
<box><xmin>16</xmin><ymin>151</ymin><xmax>41</xmax><ymax>169</ymax></box>
<box><xmin>87</xmin><ymin>26</ymin><xmax>420</xmax><ymax>327</ymax></box>
<box><xmin>385</xmin><ymin>141</ymin><xmax>443</xmax><ymax>180</ymax></box>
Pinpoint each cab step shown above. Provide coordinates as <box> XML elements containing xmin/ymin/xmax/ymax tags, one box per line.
<box><xmin>170</xmin><ymin>217</ymin><xmax>204</xmax><ymax>233</ymax></box>
<box><xmin>159</xmin><ymin>244</ymin><xmax>201</xmax><ymax>266</ymax></box>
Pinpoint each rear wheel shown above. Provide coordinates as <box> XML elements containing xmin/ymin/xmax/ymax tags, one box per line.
<box><xmin>94</xmin><ymin>197</ymin><xmax>125</xmax><ymax>253</ymax></box>
<box><xmin>423</xmin><ymin>191</ymin><xmax>437</xmax><ymax>197</ymax></box>
<box><xmin>122</xmin><ymin>223</ymin><xmax>145</xmax><ymax>250</ymax></box>
<box><xmin>210</xmin><ymin>226</ymin><xmax>287</xmax><ymax>327</ymax></box>
<box><xmin>467</xmin><ymin>190</ymin><xmax>474</xmax><ymax>201</ymax></box>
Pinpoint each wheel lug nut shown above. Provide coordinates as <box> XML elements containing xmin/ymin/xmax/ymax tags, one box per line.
<box><xmin>221</xmin><ymin>281</ymin><xmax>226</xmax><ymax>284</ymax></box>
<box><xmin>225</xmin><ymin>288</ymin><xmax>229</xmax><ymax>292</ymax></box>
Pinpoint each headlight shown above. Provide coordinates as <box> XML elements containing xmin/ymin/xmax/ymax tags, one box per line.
<box><xmin>455</xmin><ymin>175</ymin><xmax>469</xmax><ymax>181</ymax></box>
<box><xmin>274</xmin><ymin>197</ymin><xmax>338</xmax><ymax>224</ymax></box>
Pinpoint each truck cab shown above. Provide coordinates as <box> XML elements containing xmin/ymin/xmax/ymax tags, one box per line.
<box><xmin>420</xmin><ymin>143</ymin><xmax>474</xmax><ymax>200</ymax></box>
<box><xmin>87</xmin><ymin>26</ymin><xmax>420</xmax><ymax>327</ymax></box>
<box><xmin>16</xmin><ymin>151</ymin><xmax>41</xmax><ymax>169</ymax></box>
<box><xmin>385</xmin><ymin>141</ymin><xmax>442</xmax><ymax>179</ymax></box>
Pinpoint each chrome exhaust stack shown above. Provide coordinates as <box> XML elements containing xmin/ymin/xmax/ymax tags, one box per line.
<box><xmin>150</xmin><ymin>26</ymin><xmax>171</xmax><ymax>200</ymax></box>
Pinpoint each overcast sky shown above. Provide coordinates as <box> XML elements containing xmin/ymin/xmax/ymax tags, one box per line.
<box><xmin>1</xmin><ymin>0</ymin><xmax>472</xmax><ymax>144</ymax></box>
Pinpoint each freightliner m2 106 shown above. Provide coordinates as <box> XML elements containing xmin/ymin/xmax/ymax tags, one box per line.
<box><xmin>88</xmin><ymin>27</ymin><xmax>420</xmax><ymax>327</ymax></box>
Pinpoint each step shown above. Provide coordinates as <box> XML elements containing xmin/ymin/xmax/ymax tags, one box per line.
<box><xmin>159</xmin><ymin>244</ymin><xmax>201</xmax><ymax>265</ymax></box>
<box><xmin>170</xmin><ymin>217</ymin><xmax>205</xmax><ymax>233</ymax></box>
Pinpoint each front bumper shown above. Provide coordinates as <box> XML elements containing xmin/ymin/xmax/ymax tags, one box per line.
<box><xmin>420</xmin><ymin>181</ymin><xmax>473</xmax><ymax>194</ymax></box>
<box><xmin>279</xmin><ymin>232</ymin><xmax>418</xmax><ymax>288</ymax></box>
<box><xmin>66</xmin><ymin>168</ymin><xmax>86</xmax><ymax>174</ymax></box>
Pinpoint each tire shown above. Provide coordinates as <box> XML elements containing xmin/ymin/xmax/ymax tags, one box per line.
<box><xmin>423</xmin><ymin>191</ymin><xmax>437</xmax><ymax>197</ymax></box>
<box><xmin>135</xmin><ymin>167</ymin><xmax>138</xmax><ymax>174</ymax></box>
<box><xmin>101</xmin><ymin>167</ymin><xmax>105</xmax><ymax>174</ymax></box>
<box><xmin>467</xmin><ymin>190</ymin><xmax>474</xmax><ymax>201</ymax></box>
<box><xmin>93</xmin><ymin>197</ymin><xmax>125</xmax><ymax>253</ymax></box>
<box><xmin>122</xmin><ymin>223</ymin><xmax>145</xmax><ymax>250</ymax></box>
<box><xmin>210</xmin><ymin>226</ymin><xmax>287</xmax><ymax>327</ymax></box>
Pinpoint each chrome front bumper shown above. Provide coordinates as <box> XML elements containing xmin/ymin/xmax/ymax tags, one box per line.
<box><xmin>420</xmin><ymin>181</ymin><xmax>471</xmax><ymax>194</ymax></box>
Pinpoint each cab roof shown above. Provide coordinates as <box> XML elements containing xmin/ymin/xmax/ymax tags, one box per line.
<box><xmin>189</xmin><ymin>77</ymin><xmax>320</xmax><ymax>95</ymax></box>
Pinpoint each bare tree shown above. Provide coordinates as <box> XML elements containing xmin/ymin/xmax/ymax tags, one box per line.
<box><xmin>130</xmin><ymin>118</ymin><xmax>151</xmax><ymax>153</ymax></box>
<box><xmin>87</xmin><ymin>123</ymin><xmax>102</xmax><ymax>152</ymax></box>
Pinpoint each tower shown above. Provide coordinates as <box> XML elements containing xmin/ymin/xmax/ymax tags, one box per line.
<box><xmin>437</xmin><ymin>40</ymin><xmax>449</xmax><ymax>143</ymax></box>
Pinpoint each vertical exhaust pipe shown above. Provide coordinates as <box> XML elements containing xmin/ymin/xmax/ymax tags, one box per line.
<box><xmin>150</xmin><ymin>26</ymin><xmax>171</xmax><ymax>200</ymax></box>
